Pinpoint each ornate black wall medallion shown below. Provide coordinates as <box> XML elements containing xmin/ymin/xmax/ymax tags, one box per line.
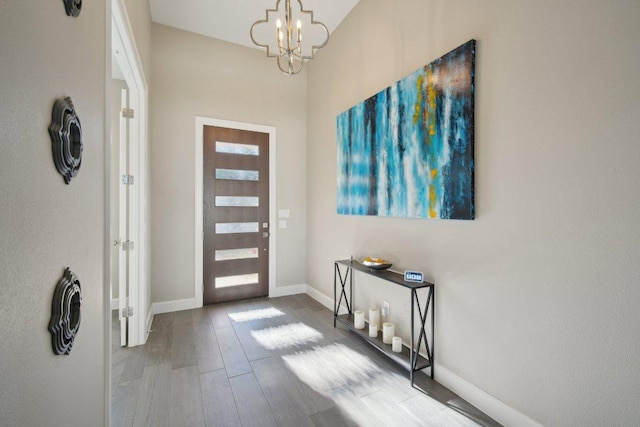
<box><xmin>63</xmin><ymin>0</ymin><xmax>82</xmax><ymax>17</ymax></box>
<box><xmin>48</xmin><ymin>268</ymin><xmax>82</xmax><ymax>355</ymax></box>
<box><xmin>48</xmin><ymin>97</ymin><xmax>83</xmax><ymax>184</ymax></box>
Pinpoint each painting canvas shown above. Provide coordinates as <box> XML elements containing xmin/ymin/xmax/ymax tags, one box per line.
<box><xmin>337</xmin><ymin>40</ymin><xmax>475</xmax><ymax>219</ymax></box>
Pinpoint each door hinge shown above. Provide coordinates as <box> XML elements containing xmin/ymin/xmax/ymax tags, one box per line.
<box><xmin>122</xmin><ymin>108</ymin><xmax>135</xmax><ymax>119</ymax></box>
<box><xmin>121</xmin><ymin>306</ymin><xmax>134</xmax><ymax>318</ymax></box>
<box><xmin>122</xmin><ymin>240</ymin><xmax>134</xmax><ymax>251</ymax></box>
<box><xmin>122</xmin><ymin>175</ymin><xmax>135</xmax><ymax>185</ymax></box>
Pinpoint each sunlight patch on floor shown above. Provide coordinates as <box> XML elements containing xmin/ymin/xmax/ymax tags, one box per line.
<box><xmin>251</xmin><ymin>322</ymin><xmax>323</xmax><ymax>350</ymax></box>
<box><xmin>281</xmin><ymin>342</ymin><xmax>475</xmax><ymax>426</ymax></box>
<box><xmin>227</xmin><ymin>307</ymin><xmax>284</xmax><ymax>323</ymax></box>
<box><xmin>282</xmin><ymin>343</ymin><xmax>382</xmax><ymax>392</ymax></box>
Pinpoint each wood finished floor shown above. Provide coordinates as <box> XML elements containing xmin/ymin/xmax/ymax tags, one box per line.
<box><xmin>111</xmin><ymin>294</ymin><xmax>501</xmax><ymax>427</ymax></box>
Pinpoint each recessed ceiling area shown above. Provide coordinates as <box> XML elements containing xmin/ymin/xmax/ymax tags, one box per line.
<box><xmin>149</xmin><ymin>0</ymin><xmax>360</xmax><ymax>50</ymax></box>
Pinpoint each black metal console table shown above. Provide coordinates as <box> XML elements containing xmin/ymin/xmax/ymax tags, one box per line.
<box><xmin>333</xmin><ymin>259</ymin><xmax>435</xmax><ymax>385</ymax></box>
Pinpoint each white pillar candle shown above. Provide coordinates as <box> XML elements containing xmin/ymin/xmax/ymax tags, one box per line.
<box><xmin>368</xmin><ymin>323</ymin><xmax>378</xmax><ymax>338</ymax></box>
<box><xmin>382</xmin><ymin>322</ymin><xmax>395</xmax><ymax>344</ymax></box>
<box><xmin>368</xmin><ymin>308</ymin><xmax>380</xmax><ymax>329</ymax></box>
<box><xmin>354</xmin><ymin>310</ymin><xmax>365</xmax><ymax>329</ymax></box>
<box><xmin>392</xmin><ymin>336</ymin><xmax>402</xmax><ymax>353</ymax></box>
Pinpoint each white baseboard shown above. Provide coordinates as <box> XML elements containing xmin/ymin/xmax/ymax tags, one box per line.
<box><xmin>304</xmin><ymin>285</ymin><xmax>540</xmax><ymax>427</ymax></box>
<box><xmin>270</xmin><ymin>283</ymin><xmax>308</xmax><ymax>298</ymax></box>
<box><xmin>306</xmin><ymin>284</ymin><xmax>349</xmax><ymax>315</ymax></box>
<box><xmin>435</xmin><ymin>364</ymin><xmax>543</xmax><ymax>427</ymax></box>
<box><xmin>151</xmin><ymin>297</ymin><xmax>200</xmax><ymax>316</ymax></box>
<box><xmin>306</xmin><ymin>285</ymin><xmax>333</xmax><ymax>310</ymax></box>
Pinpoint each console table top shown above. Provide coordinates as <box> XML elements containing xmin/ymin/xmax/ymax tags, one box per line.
<box><xmin>335</xmin><ymin>259</ymin><xmax>434</xmax><ymax>289</ymax></box>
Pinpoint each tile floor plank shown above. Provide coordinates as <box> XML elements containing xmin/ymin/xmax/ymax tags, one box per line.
<box><xmin>360</xmin><ymin>389</ymin><xmax>423</xmax><ymax>427</ymax></box>
<box><xmin>216</xmin><ymin>326</ymin><xmax>252</xmax><ymax>378</ymax></box>
<box><xmin>229</xmin><ymin>372</ymin><xmax>278</xmax><ymax>427</ymax></box>
<box><xmin>172</xmin><ymin>320</ymin><xmax>197</xmax><ymax>369</ymax></box>
<box><xmin>133</xmin><ymin>362</ymin><xmax>172</xmax><ymax>427</ymax></box>
<box><xmin>111</xmin><ymin>377</ymin><xmax>142</xmax><ymax>427</ymax></box>
<box><xmin>200</xmin><ymin>368</ymin><xmax>242</xmax><ymax>427</ymax></box>
<box><xmin>232</xmin><ymin>318</ymin><xmax>274</xmax><ymax>361</ymax></box>
<box><xmin>145</xmin><ymin>315</ymin><xmax>174</xmax><ymax>366</ymax></box>
<box><xmin>309</xmin><ymin>406</ymin><xmax>358</xmax><ymax>427</ymax></box>
<box><xmin>120</xmin><ymin>344</ymin><xmax>147</xmax><ymax>383</ymax></box>
<box><xmin>251</xmin><ymin>357</ymin><xmax>314</xmax><ymax>426</ymax></box>
<box><xmin>169</xmin><ymin>365</ymin><xmax>205</xmax><ymax>427</ymax></box>
<box><xmin>207</xmin><ymin>304</ymin><xmax>232</xmax><ymax>329</ymax></box>
<box><xmin>194</xmin><ymin>322</ymin><xmax>225</xmax><ymax>374</ymax></box>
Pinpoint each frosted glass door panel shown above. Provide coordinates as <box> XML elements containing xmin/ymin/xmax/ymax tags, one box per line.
<box><xmin>215</xmin><ymin>248</ymin><xmax>259</xmax><ymax>261</ymax></box>
<box><xmin>215</xmin><ymin>141</ymin><xmax>259</xmax><ymax>156</ymax></box>
<box><xmin>215</xmin><ymin>169</ymin><xmax>259</xmax><ymax>181</ymax></box>
<box><xmin>215</xmin><ymin>196</ymin><xmax>259</xmax><ymax>207</ymax></box>
<box><xmin>215</xmin><ymin>222</ymin><xmax>259</xmax><ymax>234</ymax></box>
<box><xmin>216</xmin><ymin>273</ymin><xmax>259</xmax><ymax>288</ymax></box>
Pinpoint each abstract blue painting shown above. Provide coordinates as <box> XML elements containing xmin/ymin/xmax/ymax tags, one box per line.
<box><xmin>337</xmin><ymin>40</ymin><xmax>475</xmax><ymax>219</ymax></box>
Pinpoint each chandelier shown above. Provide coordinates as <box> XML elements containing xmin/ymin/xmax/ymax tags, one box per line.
<box><xmin>250</xmin><ymin>0</ymin><xmax>329</xmax><ymax>76</ymax></box>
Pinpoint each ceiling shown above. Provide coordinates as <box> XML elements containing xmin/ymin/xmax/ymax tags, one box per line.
<box><xmin>149</xmin><ymin>0</ymin><xmax>360</xmax><ymax>50</ymax></box>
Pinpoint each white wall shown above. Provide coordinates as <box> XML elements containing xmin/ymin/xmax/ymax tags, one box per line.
<box><xmin>150</xmin><ymin>24</ymin><xmax>308</xmax><ymax>304</ymax></box>
<box><xmin>0</xmin><ymin>1</ymin><xmax>107</xmax><ymax>425</ymax></box>
<box><xmin>306</xmin><ymin>1</ymin><xmax>640</xmax><ymax>425</ymax></box>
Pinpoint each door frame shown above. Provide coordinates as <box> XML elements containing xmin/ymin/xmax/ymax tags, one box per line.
<box><xmin>195</xmin><ymin>117</ymin><xmax>277</xmax><ymax>307</ymax></box>
<box><xmin>110</xmin><ymin>0</ymin><xmax>149</xmax><ymax>347</ymax></box>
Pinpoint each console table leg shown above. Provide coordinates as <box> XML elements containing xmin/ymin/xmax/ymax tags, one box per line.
<box><xmin>410</xmin><ymin>289</ymin><xmax>415</xmax><ymax>386</ymax></box>
<box><xmin>334</xmin><ymin>263</ymin><xmax>352</xmax><ymax>327</ymax></box>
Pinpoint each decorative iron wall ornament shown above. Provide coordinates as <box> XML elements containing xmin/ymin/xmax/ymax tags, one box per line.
<box><xmin>63</xmin><ymin>0</ymin><xmax>82</xmax><ymax>17</ymax></box>
<box><xmin>48</xmin><ymin>97</ymin><xmax>83</xmax><ymax>184</ymax></box>
<box><xmin>48</xmin><ymin>268</ymin><xmax>82</xmax><ymax>355</ymax></box>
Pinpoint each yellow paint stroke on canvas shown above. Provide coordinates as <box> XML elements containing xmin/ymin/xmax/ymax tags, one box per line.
<box><xmin>427</xmin><ymin>68</ymin><xmax>437</xmax><ymax>137</ymax></box>
<box><xmin>429</xmin><ymin>185</ymin><xmax>437</xmax><ymax>218</ymax></box>
<box><xmin>413</xmin><ymin>74</ymin><xmax>424</xmax><ymax>125</ymax></box>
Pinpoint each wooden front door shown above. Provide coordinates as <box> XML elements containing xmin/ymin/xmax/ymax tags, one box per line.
<box><xmin>203</xmin><ymin>126</ymin><xmax>269</xmax><ymax>304</ymax></box>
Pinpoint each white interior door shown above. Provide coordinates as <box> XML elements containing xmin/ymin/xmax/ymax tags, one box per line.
<box><xmin>117</xmin><ymin>88</ymin><xmax>128</xmax><ymax>347</ymax></box>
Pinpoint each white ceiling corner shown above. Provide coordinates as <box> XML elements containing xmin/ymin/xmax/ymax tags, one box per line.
<box><xmin>149</xmin><ymin>0</ymin><xmax>360</xmax><ymax>50</ymax></box>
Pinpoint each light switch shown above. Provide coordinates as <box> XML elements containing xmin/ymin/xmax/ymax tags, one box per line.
<box><xmin>278</xmin><ymin>209</ymin><xmax>290</xmax><ymax>219</ymax></box>
<box><xmin>278</xmin><ymin>220</ymin><xmax>287</xmax><ymax>229</ymax></box>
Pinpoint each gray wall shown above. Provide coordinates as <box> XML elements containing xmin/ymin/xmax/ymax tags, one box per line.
<box><xmin>306</xmin><ymin>1</ymin><xmax>640</xmax><ymax>425</ymax></box>
<box><xmin>0</xmin><ymin>1</ymin><xmax>107</xmax><ymax>425</ymax></box>
<box><xmin>150</xmin><ymin>23</ymin><xmax>308</xmax><ymax>303</ymax></box>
